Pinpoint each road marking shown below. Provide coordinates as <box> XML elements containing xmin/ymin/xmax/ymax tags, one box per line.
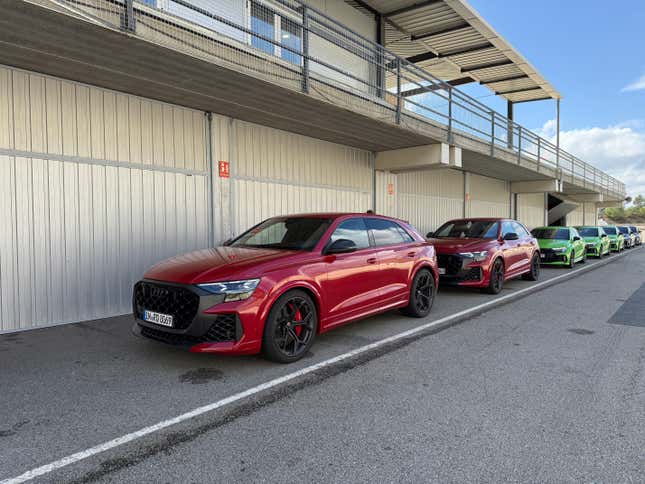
<box><xmin>1</xmin><ymin>249</ymin><xmax>639</xmax><ymax>484</ymax></box>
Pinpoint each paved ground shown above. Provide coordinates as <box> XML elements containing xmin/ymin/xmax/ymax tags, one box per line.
<box><xmin>1</xmin><ymin>248</ymin><xmax>644</xmax><ymax>483</ymax></box>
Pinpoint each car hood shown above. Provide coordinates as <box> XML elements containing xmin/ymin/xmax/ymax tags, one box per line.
<box><xmin>537</xmin><ymin>239</ymin><xmax>570</xmax><ymax>249</ymax></box>
<box><xmin>144</xmin><ymin>246</ymin><xmax>301</xmax><ymax>284</ymax></box>
<box><xmin>582</xmin><ymin>237</ymin><xmax>600</xmax><ymax>243</ymax></box>
<box><xmin>429</xmin><ymin>237</ymin><xmax>494</xmax><ymax>253</ymax></box>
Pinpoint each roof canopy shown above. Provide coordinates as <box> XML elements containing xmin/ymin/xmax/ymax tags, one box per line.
<box><xmin>345</xmin><ymin>0</ymin><xmax>561</xmax><ymax>103</ymax></box>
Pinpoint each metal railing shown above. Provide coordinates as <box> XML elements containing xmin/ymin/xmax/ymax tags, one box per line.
<box><xmin>60</xmin><ymin>0</ymin><xmax>625</xmax><ymax>198</ymax></box>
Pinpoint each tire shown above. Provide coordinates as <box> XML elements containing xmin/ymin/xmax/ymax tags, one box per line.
<box><xmin>402</xmin><ymin>268</ymin><xmax>435</xmax><ymax>318</ymax></box>
<box><xmin>262</xmin><ymin>289</ymin><xmax>317</xmax><ymax>364</ymax></box>
<box><xmin>568</xmin><ymin>249</ymin><xmax>576</xmax><ymax>268</ymax></box>
<box><xmin>522</xmin><ymin>253</ymin><xmax>540</xmax><ymax>281</ymax></box>
<box><xmin>484</xmin><ymin>258</ymin><xmax>504</xmax><ymax>294</ymax></box>
<box><xmin>581</xmin><ymin>250</ymin><xmax>587</xmax><ymax>264</ymax></box>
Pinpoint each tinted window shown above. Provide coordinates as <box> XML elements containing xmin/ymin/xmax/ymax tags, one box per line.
<box><xmin>366</xmin><ymin>219</ymin><xmax>409</xmax><ymax>246</ymax></box>
<box><xmin>328</xmin><ymin>218</ymin><xmax>370</xmax><ymax>250</ymax></box>
<box><xmin>512</xmin><ymin>221</ymin><xmax>530</xmax><ymax>238</ymax></box>
<box><xmin>231</xmin><ymin>217</ymin><xmax>331</xmax><ymax>251</ymax></box>
<box><xmin>630</xmin><ymin>226</ymin><xmax>638</xmax><ymax>232</ymax></box>
<box><xmin>603</xmin><ymin>227</ymin><xmax>617</xmax><ymax>235</ymax></box>
<box><xmin>578</xmin><ymin>227</ymin><xmax>599</xmax><ymax>237</ymax></box>
<box><xmin>531</xmin><ymin>228</ymin><xmax>570</xmax><ymax>240</ymax></box>
<box><xmin>250</xmin><ymin>2</ymin><xmax>275</xmax><ymax>55</ymax></box>
<box><xmin>434</xmin><ymin>220</ymin><xmax>499</xmax><ymax>239</ymax></box>
<box><xmin>501</xmin><ymin>221</ymin><xmax>516</xmax><ymax>237</ymax></box>
<box><xmin>618</xmin><ymin>227</ymin><xmax>630</xmax><ymax>235</ymax></box>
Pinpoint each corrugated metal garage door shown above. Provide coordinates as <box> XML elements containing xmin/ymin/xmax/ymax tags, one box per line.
<box><xmin>224</xmin><ymin>120</ymin><xmax>373</xmax><ymax>236</ymax></box>
<box><xmin>517</xmin><ymin>193</ymin><xmax>545</xmax><ymax>229</ymax></box>
<box><xmin>468</xmin><ymin>174</ymin><xmax>510</xmax><ymax>218</ymax></box>
<box><xmin>397</xmin><ymin>170</ymin><xmax>464</xmax><ymax>235</ymax></box>
<box><xmin>0</xmin><ymin>66</ymin><xmax>209</xmax><ymax>332</ymax></box>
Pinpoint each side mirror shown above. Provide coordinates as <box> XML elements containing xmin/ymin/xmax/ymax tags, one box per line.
<box><xmin>573</xmin><ymin>236</ymin><xmax>581</xmax><ymax>241</ymax></box>
<box><xmin>426</xmin><ymin>231</ymin><xmax>434</xmax><ymax>238</ymax></box>
<box><xmin>325</xmin><ymin>238</ymin><xmax>358</xmax><ymax>255</ymax></box>
<box><xmin>503</xmin><ymin>232</ymin><xmax>519</xmax><ymax>241</ymax></box>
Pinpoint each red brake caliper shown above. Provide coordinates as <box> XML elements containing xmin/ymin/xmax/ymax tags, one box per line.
<box><xmin>294</xmin><ymin>307</ymin><xmax>303</xmax><ymax>336</ymax></box>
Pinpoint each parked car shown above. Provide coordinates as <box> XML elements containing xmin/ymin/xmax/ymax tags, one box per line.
<box><xmin>618</xmin><ymin>226</ymin><xmax>635</xmax><ymax>249</ymax></box>
<box><xmin>602</xmin><ymin>226</ymin><xmax>625</xmax><ymax>252</ymax></box>
<box><xmin>426</xmin><ymin>218</ymin><xmax>540</xmax><ymax>295</ymax></box>
<box><xmin>575</xmin><ymin>226</ymin><xmax>610</xmax><ymax>258</ymax></box>
<box><xmin>629</xmin><ymin>226</ymin><xmax>642</xmax><ymax>246</ymax></box>
<box><xmin>531</xmin><ymin>226</ymin><xmax>586</xmax><ymax>267</ymax></box>
<box><xmin>133</xmin><ymin>213</ymin><xmax>438</xmax><ymax>363</ymax></box>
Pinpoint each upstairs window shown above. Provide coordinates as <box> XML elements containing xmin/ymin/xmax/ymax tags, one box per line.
<box><xmin>249</xmin><ymin>1</ymin><xmax>302</xmax><ymax>65</ymax></box>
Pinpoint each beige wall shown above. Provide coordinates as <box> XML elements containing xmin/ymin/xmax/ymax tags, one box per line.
<box><xmin>517</xmin><ymin>193</ymin><xmax>545</xmax><ymax>229</ymax></box>
<box><xmin>567</xmin><ymin>205</ymin><xmax>585</xmax><ymax>226</ymax></box>
<box><xmin>584</xmin><ymin>202</ymin><xmax>598</xmax><ymax>225</ymax></box>
<box><xmin>0</xmin><ymin>66</ymin><xmax>209</xmax><ymax>332</ymax></box>
<box><xmin>468</xmin><ymin>174</ymin><xmax>511</xmax><ymax>218</ymax></box>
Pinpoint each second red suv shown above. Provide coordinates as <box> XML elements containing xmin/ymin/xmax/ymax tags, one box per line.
<box><xmin>427</xmin><ymin>218</ymin><xmax>540</xmax><ymax>294</ymax></box>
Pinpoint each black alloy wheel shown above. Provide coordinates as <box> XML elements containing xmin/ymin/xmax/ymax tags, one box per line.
<box><xmin>522</xmin><ymin>253</ymin><xmax>540</xmax><ymax>281</ymax></box>
<box><xmin>262</xmin><ymin>290</ymin><xmax>317</xmax><ymax>363</ymax></box>
<box><xmin>402</xmin><ymin>268</ymin><xmax>435</xmax><ymax>318</ymax></box>
<box><xmin>485</xmin><ymin>258</ymin><xmax>504</xmax><ymax>294</ymax></box>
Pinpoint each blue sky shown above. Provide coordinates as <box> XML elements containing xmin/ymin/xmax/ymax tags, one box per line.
<box><xmin>460</xmin><ymin>0</ymin><xmax>645</xmax><ymax>197</ymax></box>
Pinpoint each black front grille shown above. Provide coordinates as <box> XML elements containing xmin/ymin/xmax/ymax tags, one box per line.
<box><xmin>138</xmin><ymin>313</ymin><xmax>240</xmax><ymax>346</ymax></box>
<box><xmin>133</xmin><ymin>281</ymin><xmax>200</xmax><ymax>329</ymax></box>
<box><xmin>540</xmin><ymin>248</ymin><xmax>564</xmax><ymax>262</ymax></box>
<box><xmin>437</xmin><ymin>254</ymin><xmax>464</xmax><ymax>275</ymax></box>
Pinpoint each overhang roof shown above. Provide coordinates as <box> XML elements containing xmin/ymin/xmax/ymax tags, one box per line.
<box><xmin>345</xmin><ymin>0</ymin><xmax>561</xmax><ymax>103</ymax></box>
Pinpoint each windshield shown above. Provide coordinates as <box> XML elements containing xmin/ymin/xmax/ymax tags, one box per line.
<box><xmin>603</xmin><ymin>227</ymin><xmax>617</xmax><ymax>235</ymax></box>
<box><xmin>433</xmin><ymin>220</ymin><xmax>499</xmax><ymax>239</ymax></box>
<box><xmin>230</xmin><ymin>217</ymin><xmax>332</xmax><ymax>251</ymax></box>
<box><xmin>578</xmin><ymin>227</ymin><xmax>598</xmax><ymax>237</ymax></box>
<box><xmin>531</xmin><ymin>228</ymin><xmax>569</xmax><ymax>240</ymax></box>
<box><xmin>618</xmin><ymin>227</ymin><xmax>630</xmax><ymax>235</ymax></box>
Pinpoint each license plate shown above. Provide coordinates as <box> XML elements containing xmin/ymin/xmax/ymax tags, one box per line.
<box><xmin>540</xmin><ymin>253</ymin><xmax>545</xmax><ymax>259</ymax></box>
<box><xmin>144</xmin><ymin>310</ymin><xmax>174</xmax><ymax>327</ymax></box>
<box><xmin>438</xmin><ymin>267</ymin><xmax>446</xmax><ymax>275</ymax></box>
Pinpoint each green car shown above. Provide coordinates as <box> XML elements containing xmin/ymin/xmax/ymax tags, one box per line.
<box><xmin>575</xmin><ymin>226</ymin><xmax>611</xmax><ymax>257</ymax></box>
<box><xmin>531</xmin><ymin>226</ymin><xmax>587</xmax><ymax>267</ymax></box>
<box><xmin>602</xmin><ymin>225</ymin><xmax>625</xmax><ymax>252</ymax></box>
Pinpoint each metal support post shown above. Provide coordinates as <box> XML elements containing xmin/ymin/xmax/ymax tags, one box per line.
<box><xmin>302</xmin><ymin>6</ymin><xmax>310</xmax><ymax>94</ymax></box>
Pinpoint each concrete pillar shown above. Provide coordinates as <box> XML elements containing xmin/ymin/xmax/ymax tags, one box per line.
<box><xmin>463</xmin><ymin>172</ymin><xmax>471</xmax><ymax>218</ymax></box>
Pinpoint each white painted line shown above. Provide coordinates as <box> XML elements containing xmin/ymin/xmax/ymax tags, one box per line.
<box><xmin>1</xmin><ymin>250</ymin><xmax>637</xmax><ymax>484</ymax></box>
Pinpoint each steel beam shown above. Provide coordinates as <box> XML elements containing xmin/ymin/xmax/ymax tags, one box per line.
<box><xmin>384</xmin><ymin>1</ymin><xmax>443</xmax><ymax>18</ymax></box>
<box><xmin>495</xmin><ymin>86</ymin><xmax>542</xmax><ymax>96</ymax></box>
<box><xmin>480</xmin><ymin>74</ymin><xmax>530</xmax><ymax>85</ymax></box>
<box><xmin>412</xmin><ymin>22</ymin><xmax>470</xmax><ymax>41</ymax></box>
<box><xmin>461</xmin><ymin>59</ymin><xmax>513</xmax><ymax>73</ymax></box>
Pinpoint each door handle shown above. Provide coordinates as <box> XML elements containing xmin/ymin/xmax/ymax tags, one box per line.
<box><xmin>407</xmin><ymin>251</ymin><xmax>416</xmax><ymax>258</ymax></box>
<box><xmin>367</xmin><ymin>257</ymin><xmax>377</xmax><ymax>264</ymax></box>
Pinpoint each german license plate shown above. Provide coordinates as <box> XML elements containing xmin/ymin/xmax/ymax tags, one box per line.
<box><xmin>438</xmin><ymin>267</ymin><xmax>446</xmax><ymax>275</ymax></box>
<box><xmin>144</xmin><ymin>310</ymin><xmax>174</xmax><ymax>327</ymax></box>
<box><xmin>540</xmin><ymin>253</ymin><xmax>545</xmax><ymax>259</ymax></box>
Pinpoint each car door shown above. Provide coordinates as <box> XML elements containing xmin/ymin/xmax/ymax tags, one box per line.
<box><xmin>570</xmin><ymin>228</ymin><xmax>583</xmax><ymax>258</ymax></box>
<box><xmin>320</xmin><ymin>217</ymin><xmax>383</xmax><ymax>325</ymax></box>
<box><xmin>365</xmin><ymin>217</ymin><xmax>417</xmax><ymax>302</ymax></box>
<box><xmin>512</xmin><ymin>221</ymin><xmax>535</xmax><ymax>271</ymax></box>
<box><xmin>500</xmin><ymin>221</ymin><xmax>522</xmax><ymax>273</ymax></box>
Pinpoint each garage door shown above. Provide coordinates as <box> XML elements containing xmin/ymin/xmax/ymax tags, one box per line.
<box><xmin>468</xmin><ymin>174</ymin><xmax>510</xmax><ymax>218</ymax></box>
<box><xmin>397</xmin><ymin>169</ymin><xmax>464</xmax><ymax>235</ymax></box>
<box><xmin>517</xmin><ymin>193</ymin><xmax>545</xmax><ymax>229</ymax></box>
<box><xmin>0</xmin><ymin>67</ymin><xmax>209</xmax><ymax>332</ymax></box>
<box><xmin>223</xmin><ymin>120</ymin><xmax>373</xmax><ymax>237</ymax></box>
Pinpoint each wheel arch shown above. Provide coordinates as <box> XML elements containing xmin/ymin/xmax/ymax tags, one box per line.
<box><xmin>260</xmin><ymin>282</ymin><xmax>323</xmax><ymax>335</ymax></box>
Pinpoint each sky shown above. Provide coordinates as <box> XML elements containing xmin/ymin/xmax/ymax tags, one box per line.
<box><xmin>457</xmin><ymin>0</ymin><xmax>645</xmax><ymax>199</ymax></box>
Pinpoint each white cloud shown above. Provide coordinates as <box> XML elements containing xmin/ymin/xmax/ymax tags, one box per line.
<box><xmin>535</xmin><ymin>119</ymin><xmax>645</xmax><ymax>196</ymax></box>
<box><xmin>622</xmin><ymin>74</ymin><xmax>645</xmax><ymax>92</ymax></box>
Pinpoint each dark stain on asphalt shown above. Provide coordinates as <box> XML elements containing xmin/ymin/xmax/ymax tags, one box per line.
<box><xmin>0</xmin><ymin>419</ymin><xmax>30</xmax><ymax>438</ymax></box>
<box><xmin>567</xmin><ymin>328</ymin><xmax>595</xmax><ymax>335</ymax></box>
<box><xmin>179</xmin><ymin>368</ymin><xmax>224</xmax><ymax>384</ymax></box>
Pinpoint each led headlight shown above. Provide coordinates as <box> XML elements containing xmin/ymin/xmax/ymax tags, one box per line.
<box><xmin>458</xmin><ymin>251</ymin><xmax>488</xmax><ymax>261</ymax></box>
<box><xmin>198</xmin><ymin>279</ymin><xmax>260</xmax><ymax>302</ymax></box>
<box><xmin>552</xmin><ymin>247</ymin><xmax>567</xmax><ymax>253</ymax></box>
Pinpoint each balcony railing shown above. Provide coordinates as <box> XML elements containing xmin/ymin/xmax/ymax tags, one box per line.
<box><xmin>59</xmin><ymin>0</ymin><xmax>625</xmax><ymax>198</ymax></box>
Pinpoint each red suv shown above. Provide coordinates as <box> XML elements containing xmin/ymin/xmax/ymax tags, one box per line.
<box><xmin>427</xmin><ymin>218</ymin><xmax>540</xmax><ymax>294</ymax></box>
<box><xmin>133</xmin><ymin>213</ymin><xmax>438</xmax><ymax>363</ymax></box>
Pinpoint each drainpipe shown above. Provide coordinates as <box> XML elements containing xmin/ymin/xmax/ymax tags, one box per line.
<box><xmin>206</xmin><ymin>112</ymin><xmax>215</xmax><ymax>247</ymax></box>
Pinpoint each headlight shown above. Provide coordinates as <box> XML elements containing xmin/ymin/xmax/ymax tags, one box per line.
<box><xmin>198</xmin><ymin>279</ymin><xmax>260</xmax><ymax>302</ymax></box>
<box><xmin>552</xmin><ymin>247</ymin><xmax>567</xmax><ymax>253</ymax></box>
<box><xmin>458</xmin><ymin>251</ymin><xmax>488</xmax><ymax>261</ymax></box>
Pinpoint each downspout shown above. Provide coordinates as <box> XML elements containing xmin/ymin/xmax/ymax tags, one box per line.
<box><xmin>206</xmin><ymin>112</ymin><xmax>215</xmax><ymax>247</ymax></box>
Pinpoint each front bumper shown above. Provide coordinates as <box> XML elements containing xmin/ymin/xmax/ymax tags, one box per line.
<box><xmin>539</xmin><ymin>249</ymin><xmax>568</xmax><ymax>265</ymax></box>
<box><xmin>132</xmin><ymin>279</ymin><xmax>261</xmax><ymax>354</ymax></box>
<box><xmin>585</xmin><ymin>244</ymin><xmax>601</xmax><ymax>256</ymax></box>
<box><xmin>437</xmin><ymin>254</ymin><xmax>486</xmax><ymax>287</ymax></box>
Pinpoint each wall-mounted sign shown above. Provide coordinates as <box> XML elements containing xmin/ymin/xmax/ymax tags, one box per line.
<box><xmin>387</xmin><ymin>183</ymin><xmax>394</xmax><ymax>195</ymax></box>
<box><xmin>218</xmin><ymin>160</ymin><xmax>230</xmax><ymax>178</ymax></box>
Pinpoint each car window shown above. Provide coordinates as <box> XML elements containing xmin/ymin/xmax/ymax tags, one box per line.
<box><xmin>231</xmin><ymin>217</ymin><xmax>331</xmax><ymax>251</ymax></box>
<box><xmin>603</xmin><ymin>227</ymin><xmax>617</xmax><ymax>235</ymax></box>
<box><xmin>434</xmin><ymin>220</ymin><xmax>499</xmax><ymax>239</ymax></box>
<box><xmin>578</xmin><ymin>227</ymin><xmax>598</xmax><ymax>237</ymax></box>
<box><xmin>501</xmin><ymin>221</ymin><xmax>516</xmax><ymax>237</ymax></box>
<box><xmin>366</xmin><ymin>218</ymin><xmax>409</xmax><ymax>247</ymax></box>
<box><xmin>570</xmin><ymin>228</ymin><xmax>579</xmax><ymax>239</ymax></box>
<box><xmin>511</xmin><ymin>221</ymin><xmax>530</xmax><ymax>238</ymax></box>
<box><xmin>328</xmin><ymin>218</ymin><xmax>370</xmax><ymax>250</ymax></box>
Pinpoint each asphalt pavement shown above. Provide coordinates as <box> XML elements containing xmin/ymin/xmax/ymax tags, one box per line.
<box><xmin>1</xmin><ymin>248</ymin><xmax>644</xmax><ymax>483</ymax></box>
